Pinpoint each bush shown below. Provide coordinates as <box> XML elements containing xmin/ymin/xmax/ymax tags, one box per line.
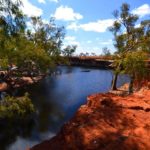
<box><xmin>0</xmin><ymin>93</ymin><xmax>35</xmax><ymax>120</ymax></box>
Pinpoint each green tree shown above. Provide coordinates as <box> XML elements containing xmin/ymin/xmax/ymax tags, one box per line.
<box><xmin>138</xmin><ymin>20</ymin><xmax>150</xmax><ymax>52</ymax></box>
<box><xmin>26</xmin><ymin>17</ymin><xmax>65</xmax><ymax>71</ymax></box>
<box><xmin>0</xmin><ymin>0</ymin><xmax>26</xmax><ymax>69</ymax></box>
<box><xmin>0</xmin><ymin>1</ymin><xmax>66</xmax><ymax>84</ymax></box>
<box><xmin>122</xmin><ymin>51</ymin><xmax>148</xmax><ymax>93</ymax></box>
<box><xmin>0</xmin><ymin>0</ymin><xmax>69</xmax><ymax>124</ymax></box>
<box><xmin>110</xmin><ymin>3</ymin><xmax>150</xmax><ymax>92</ymax></box>
<box><xmin>29</xmin><ymin>17</ymin><xmax>65</xmax><ymax>57</ymax></box>
<box><xmin>102</xmin><ymin>47</ymin><xmax>111</xmax><ymax>56</ymax></box>
<box><xmin>62</xmin><ymin>45</ymin><xmax>77</xmax><ymax>57</ymax></box>
<box><xmin>110</xmin><ymin>3</ymin><xmax>139</xmax><ymax>90</ymax></box>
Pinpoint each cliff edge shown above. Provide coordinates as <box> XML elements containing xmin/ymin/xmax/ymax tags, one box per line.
<box><xmin>31</xmin><ymin>87</ymin><xmax>150</xmax><ymax>150</ymax></box>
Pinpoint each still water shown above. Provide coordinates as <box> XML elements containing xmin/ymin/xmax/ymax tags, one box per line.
<box><xmin>1</xmin><ymin>66</ymin><xmax>129</xmax><ymax>150</ymax></box>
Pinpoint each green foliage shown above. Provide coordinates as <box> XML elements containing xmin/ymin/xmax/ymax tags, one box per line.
<box><xmin>0</xmin><ymin>93</ymin><xmax>35</xmax><ymax>120</ymax></box>
<box><xmin>122</xmin><ymin>51</ymin><xmax>148</xmax><ymax>80</ymax></box>
<box><xmin>0</xmin><ymin>0</ymin><xmax>25</xmax><ymax>35</ymax></box>
<box><xmin>0</xmin><ymin>0</ymin><xmax>25</xmax><ymax>69</ymax></box>
<box><xmin>29</xmin><ymin>17</ymin><xmax>65</xmax><ymax>58</ymax></box>
<box><xmin>110</xmin><ymin>3</ymin><xmax>150</xmax><ymax>54</ymax></box>
<box><xmin>0</xmin><ymin>1</ymin><xmax>66</xmax><ymax>79</ymax></box>
<box><xmin>0</xmin><ymin>58</ymin><xmax>9</xmax><ymax>69</ymax></box>
<box><xmin>62</xmin><ymin>45</ymin><xmax>77</xmax><ymax>57</ymax></box>
<box><xmin>110</xmin><ymin>3</ymin><xmax>139</xmax><ymax>53</ymax></box>
<box><xmin>110</xmin><ymin>3</ymin><xmax>150</xmax><ymax>90</ymax></box>
<box><xmin>139</xmin><ymin>20</ymin><xmax>150</xmax><ymax>52</ymax></box>
<box><xmin>102</xmin><ymin>47</ymin><xmax>111</xmax><ymax>56</ymax></box>
<box><xmin>12</xmin><ymin>34</ymin><xmax>53</xmax><ymax>72</ymax></box>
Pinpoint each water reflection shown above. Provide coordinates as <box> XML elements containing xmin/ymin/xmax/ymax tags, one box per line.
<box><xmin>0</xmin><ymin>118</ymin><xmax>35</xmax><ymax>150</ymax></box>
<box><xmin>0</xmin><ymin>66</ymin><xmax>129</xmax><ymax>150</ymax></box>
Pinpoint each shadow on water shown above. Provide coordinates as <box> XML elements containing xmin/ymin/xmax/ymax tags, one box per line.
<box><xmin>0</xmin><ymin>118</ymin><xmax>35</xmax><ymax>150</ymax></box>
<box><xmin>0</xmin><ymin>66</ymin><xmax>130</xmax><ymax>150</ymax></box>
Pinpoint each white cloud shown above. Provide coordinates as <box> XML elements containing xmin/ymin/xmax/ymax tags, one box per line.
<box><xmin>76</xmin><ymin>46</ymin><xmax>101</xmax><ymax>55</ymax></box>
<box><xmin>53</xmin><ymin>6</ymin><xmax>83</xmax><ymax>21</ymax></box>
<box><xmin>63</xmin><ymin>36</ymin><xmax>80</xmax><ymax>47</ymax></box>
<box><xmin>38</xmin><ymin>0</ymin><xmax>58</xmax><ymax>3</ymax></box>
<box><xmin>38</xmin><ymin>0</ymin><xmax>46</xmax><ymax>4</ymax></box>
<box><xmin>132</xmin><ymin>4</ymin><xmax>150</xmax><ymax>17</ymax></box>
<box><xmin>49</xmin><ymin>0</ymin><xmax>59</xmax><ymax>3</ymax></box>
<box><xmin>26</xmin><ymin>21</ymin><xmax>32</xmax><ymax>28</ymax></box>
<box><xmin>67</xmin><ymin>22</ymin><xmax>79</xmax><ymax>31</ymax></box>
<box><xmin>65</xmin><ymin>36</ymin><xmax>76</xmax><ymax>41</ymax></box>
<box><xmin>68</xmin><ymin>40</ymin><xmax>80</xmax><ymax>46</ymax></box>
<box><xmin>21</xmin><ymin>0</ymin><xmax>43</xmax><ymax>17</ymax></box>
<box><xmin>1</xmin><ymin>0</ymin><xmax>42</xmax><ymax>18</ymax></box>
<box><xmin>67</xmin><ymin>19</ymin><xmax>114</xmax><ymax>33</ymax></box>
<box><xmin>26</xmin><ymin>21</ymin><xmax>33</xmax><ymax>29</ymax></box>
<box><xmin>100</xmin><ymin>39</ymin><xmax>113</xmax><ymax>45</ymax></box>
<box><xmin>135</xmin><ymin>24</ymin><xmax>141</xmax><ymax>28</ymax></box>
<box><xmin>42</xmin><ymin>19</ymin><xmax>49</xmax><ymax>24</ymax></box>
<box><xmin>80</xmin><ymin>19</ymin><xmax>114</xmax><ymax>32</ymax></box>
<box><xmin>62</xmin><ymin>37</ymin><xmax>115</xmax><ymax>55</ymax></box>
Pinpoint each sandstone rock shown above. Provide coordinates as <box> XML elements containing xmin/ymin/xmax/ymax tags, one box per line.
<box><xmin>31</xmin><ymin>89</ymin><xmax>150</xmax><ymax>150</ymax></box>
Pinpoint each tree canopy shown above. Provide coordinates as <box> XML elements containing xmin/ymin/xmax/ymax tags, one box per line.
<box><xmin>62</xmin><ymin>45</ymin><xmax>77</xmax><ymax>57</ymax></box>
<box><xmin>0</xmin><ymin>0</ymin><xmax>66</xmax><ymax>83</ymax></box>
<box><xmin>0</xmin><ymin>0</ymin><xmax>68</xmax><ymax>125</ymax></box>
<box><xmin>110</xmin><ymin>3</ymin><xmax>150</xmax><ymax>92</ymax></box>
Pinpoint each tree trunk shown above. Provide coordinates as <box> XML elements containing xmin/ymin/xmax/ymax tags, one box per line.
<box><xmin>129</xmin><ymin>75</ymin><xmax>134</xmax><ymax>94</ymax></box>
<box><xmin>111</xmin><ymin>73</ymin><xmax>118</xmax><ymax>90</ymax></box>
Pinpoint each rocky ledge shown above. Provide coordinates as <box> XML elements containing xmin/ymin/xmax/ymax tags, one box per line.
<box><xmin>31</xmin><ymin>87</ymin><xmax>150</xmax><ymax>150</ymax></box>
<box><xmin>0</xmin><ymin>76</ymin><xmax>44</xmax><ymax>92</ymax></box>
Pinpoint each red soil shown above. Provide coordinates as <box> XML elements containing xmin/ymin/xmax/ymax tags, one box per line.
<box><xmin>31</xmin><ymin>87</ymin><xmax>150</xmax><ymax>150</ymax></box>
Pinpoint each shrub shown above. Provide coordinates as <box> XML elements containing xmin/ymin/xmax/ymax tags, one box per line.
<box><xmin>0</xmin><ymin>93</ymin><xmax>35</xmax><ymax>120</ymax></box>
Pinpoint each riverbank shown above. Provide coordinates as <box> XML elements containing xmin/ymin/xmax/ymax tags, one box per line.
<box><xmin>31</xmin><ymin>85</ymin><xmax>150</xmax><ymax>150</ymax></box>
<box><xmin>68</xmin><ymin>56</ymin><xmax>113</xmax><ymax>69</ymax></box>
<box><xmin>0</xmin><ymin>75</ymin><xmax>45</xmax><ymax>92</ymax></box>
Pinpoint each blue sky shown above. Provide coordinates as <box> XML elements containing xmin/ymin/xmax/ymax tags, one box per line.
<box><xmin>20</xmin><ymin>0</ymin><xmax>150</xmax><ymax>55</ymax></box>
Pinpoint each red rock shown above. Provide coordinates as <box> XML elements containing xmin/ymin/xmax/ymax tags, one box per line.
<box><xmin>0</xmin><ymin>82</ymin><xmax>8</xmax><ymax>91</ymax></box>
<box><xmin>31</xmin><ymin>89</ymin><xmax>150</xmax><ymax>150</ymax></box>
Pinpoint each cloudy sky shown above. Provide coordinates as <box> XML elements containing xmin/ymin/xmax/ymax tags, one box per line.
<box><xmin>20</xmin><ymin>0</ymin><xmax>150</xmax><ymax>55</ymax></box>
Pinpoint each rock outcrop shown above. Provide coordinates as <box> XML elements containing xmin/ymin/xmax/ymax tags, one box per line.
<box><xmin>31</xmin><ymin>88</ymin><xmax>150</xmax><ymax>150</ymax></box>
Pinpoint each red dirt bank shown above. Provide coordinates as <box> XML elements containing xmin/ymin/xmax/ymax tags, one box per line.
<box><xmin>31</xmin><ymin>88</ymin><xmax>150</xmax><ymax>150</ymax></box>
